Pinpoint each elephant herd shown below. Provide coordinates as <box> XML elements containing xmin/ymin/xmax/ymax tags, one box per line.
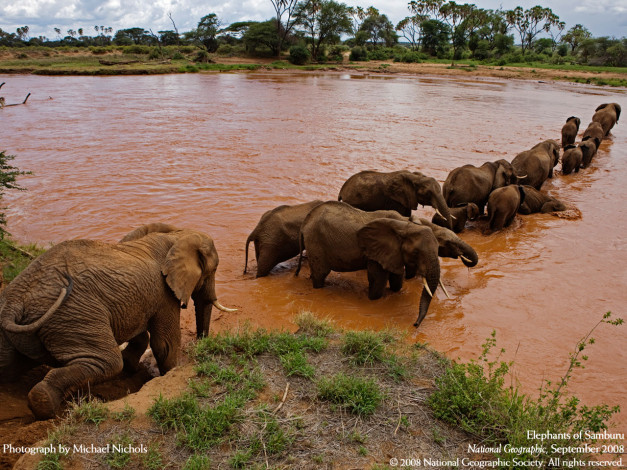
<box><xmin>0</xmin><ymin>100</ymin><xmax>619</xmax><ymax>420</ymax></box>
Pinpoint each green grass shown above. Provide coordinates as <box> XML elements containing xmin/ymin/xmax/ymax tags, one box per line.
<box><xmin>0</xmin><ymin>238</ymin><xmax>45</xmax><ymax>282</ymax></box>
<box><xmin>141</xmin><ymin>441</ymin><xmax>164</xmax><ymax>470</ymax></box>
<box><xmin>111</xmin><ymin>402</ymin><xmax>135</xmax><ymax>422</ymax></box>
<box><xmin>104</xmin><ymin>433</ymin><xmax>133</xmax><ymax>469</ymax></box>
<box><xmin>317</xmin><ymin>373</ymin><xmax>383</xmax><ymax>416</ymax></box>
<box><xmin>69</xmin><ymin>398</ymin><xmax>109</xmax><ymax>426</ymax></box>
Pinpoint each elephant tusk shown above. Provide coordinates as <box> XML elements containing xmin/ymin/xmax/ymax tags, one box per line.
<box><xmin>213</xmin><ymin>300</ymin><xmax>238</xmax><ymax>313</ymax></box>
<box><xmin>423</xmin><ymin>278</ymin><xmax>433</xmax><ymax>297</ymax></box>
<box><xmin>460</xmin><ymin>255</ymin><xmax>472</xmax><ymax>264</ymax></box>
<box><xmin>434</xmin><ymin>208</ymin><xmax>445</xmax><ymax>219</ymax></box>
<box><xmin>438</xmin><ymin>278</ymin><xmax>451</xmax><ymax>299</ymax></box>
<box><xmin>450</xmin><ymin>214</ymin><xmax>457</xmax><ymax>220</ymax></box>
<box><xmin>516</xmin><ymin>174</ymin><xmax>527</xmax><ymax>179</ymax></box>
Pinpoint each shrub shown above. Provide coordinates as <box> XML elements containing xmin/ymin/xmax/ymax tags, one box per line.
<box><xmin>288</xmin><ymin>45</ymin><xmax>310</xmax><ymax>65</ymax></box>
<box><xmin>393</xmin><ymin>50</ymin><xmax>423</xmax><ymax>63</ymax></box>
<box><xmin>349</xmin><ymin>46</ymin><xmax>368</xmax><ymax>61</ymax></box>
<box><xmin>123</xmin><ymin>45</ymin><xmax>151</xmax><ymax>55</ymax></box>
<box><xmin>317</xmin><ymin>373</ymin><xmax>383</xmax><ymax>416</ymax></box>
<box><xmin>171</xmin><ymin>51</ymin><xmax>184</xmax><ymax>60</ymax></box>
<box><xmin>367</xmin><ymin>48</ymin><xmax>392</xmax><ymax>60</ymax></box>
<box><xmin>194</xmin><ymin>50</ymin><xmax>211</xmax><ymax>63</ymax></box>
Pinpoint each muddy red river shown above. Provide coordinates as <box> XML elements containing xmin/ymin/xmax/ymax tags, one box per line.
<box><xmin>0</xmin><ymin>72</ymin><xmax>625</xmax><ymax>433</ymax></box>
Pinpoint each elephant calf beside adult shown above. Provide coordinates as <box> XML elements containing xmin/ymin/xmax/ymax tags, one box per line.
<box><xmin>244</xmin><ymin>200</ymin><xmax>324</xmax><ymax>277</ymax></box>
<box><xmin>442</xmin><ymin>159</ymin><xmax>520</xmax><ymax>215</ymax></box>
<box><xmin>338</xmin><ymin>170</ymin><xmax>453</xmax><ymax>229</ymax></box>
<box><xmin>0</xmin><ymin>223</ymin><xmax>236</xmax><ymax>419</ymax></box>
<box><xmin>517</xmin><ymin>186</ymin><xmax>566</xmax><ymax>214</ymax></box>
<box><xmin>487</xmin><ymin>186</ymin><xmax>526</xmax><ymax>231</ymax></box>
<box><xmin>561</xmin><ymin>116</ymin><xmax>581</xmax><ymax>148</ymax></box>
<box><xmin>431</xmin><ymin>202</ymin><xmax>480</xmax><ymax>233</ymax></box>
<box><xmin>296</xmin><ymin>202</ymin><xmax>442</xmax><ymax>328</ymax></box>
<box><xmin>511</xmin><ymin>140</ymin><xmax>560</xmax><ymax>190</ymax></box>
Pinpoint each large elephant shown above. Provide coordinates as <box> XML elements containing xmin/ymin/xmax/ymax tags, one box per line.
<box><xmin>561</xmin><ymin>145</ymin><xmax>583</xmax><ymax>175</ymax></box>
<box><xmin>561</xmin><ymin>116</ymin><xmax>581</xmax><ymax>148</ymax></box>
<box><xmin>0</xmin><ymin>223</ymin><xmax>235</xmax><ymax>419</ymax></box>
<box><xmin>442</xmin><ymin>159</ymin><xmax>520</xmax><ymax>215</ymax></box>
<box><xmin>431</xmin><ymin>202</ymin><xmax>479</xmax><ymax>233</ymax></box>
<box><xmin>411</xmin><ymin>217</ymin><xmax>479</xmax><ymax>268</ymax></box>
<box><xmin>338</xmin><ymin>170</ymin><xmax>453</xmax><ymax>229</ymax></box>
<box><xmin>511</xmin><ymin>140</ymin><xmax>560</xmax><ymax>190</ymax></box>
<box><xmin>582</xmin><ymin>122</ymin><xmax>604</xmax><ymax>146</ymax></box>
<box><xmin>592</xmin><ymin>103</ymin><xmax>621</xmax><ymax>136</ymax></box>
<box><xmin>579</xmin><ymin>139</ymin><xmax>599</xmax><ymax>168</ymax></box>
<box><xmin>517</xmin><ymin>186</ymin><xmax>566</xmax><ymax>214</ymax></box>
<box><xmin>244</xmin><ymin>200</ymin><xmax>324</xmax><ymax>277</ymax></box>
<box><xmin>487</xmin><ymin>186</ymin><xmax>526</xmax><ymax>231</ymax></box>
<box><xmin>296</xmin><ymin>202</ymin><xmax>441</xmax><ymax>328</ymax></box>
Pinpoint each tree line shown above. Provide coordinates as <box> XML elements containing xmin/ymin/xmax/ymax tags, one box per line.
<box><xmin>1</xmin><ymin>0</ymin><xmax>625</xmax><ymax>67</ymax></box>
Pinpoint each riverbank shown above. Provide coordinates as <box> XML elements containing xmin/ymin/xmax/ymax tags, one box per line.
<box><xmin>1</xmin><ymin>47</ymin><xmax>626</xmax><ymax>86</ymax></box>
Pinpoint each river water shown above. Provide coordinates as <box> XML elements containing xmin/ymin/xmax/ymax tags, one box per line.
<box><xmin>0</xmin><ymin>72</ymin><xmax>625</xmax><ymax>432</ymax></box>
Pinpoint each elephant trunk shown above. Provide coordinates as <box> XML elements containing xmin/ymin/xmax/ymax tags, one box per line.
<box><xmin>413</xmin><ymin>255</ymin><xmax>440</xmax><ymax>328</ymax></box>
<box><xmin>431</xmin><ymin>194</ymin><xmax>453</xmax><ymax>231</ymax></box>
<box><xmin>192</xmin><ymin>276</ymin><xmax>237</xmax><ymax>338</ymax></box>
<box><xmin>458</xmin><ymin>240</ymin><xmax>478</xmax><ymax>268</ymax></box>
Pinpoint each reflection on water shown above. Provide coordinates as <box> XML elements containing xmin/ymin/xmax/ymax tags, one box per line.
<box><xmin>0</xmin><ymin>72</ymin><xmax>625</xmax><ymax>430</ymax></box>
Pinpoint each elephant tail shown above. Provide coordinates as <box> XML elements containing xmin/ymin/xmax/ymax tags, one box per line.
<box><xmin>1</xmin><ymin>276</ymin><xmax>73</xmax><ymax>334</ymax></box>
<box><xmin>295</xmin><ymin>231</ymin><xmax>305</xmax><ymax>277</ymax></box>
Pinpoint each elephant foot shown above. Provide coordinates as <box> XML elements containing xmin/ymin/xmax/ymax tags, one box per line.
<box><xmin>28</xmin><ymin>382</ymin><xmax>62</xmax><ymax>420</ymax></box>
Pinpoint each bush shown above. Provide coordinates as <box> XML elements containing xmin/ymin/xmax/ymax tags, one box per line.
<box><xmin>148</xmin><ymin>48</ymin><xmax>161</xmax><ymax>60</ymax></box>
<box><xmin>122</xmin><ymin>45</ymin><xmax>152</xmax><ymax>55</ymax></box>
<box><xmin>89</xmin><ymin>47</ymin><xmax>108</xmax><ymax>55</ymax></box>
<box><xmin>349</xmin><ymin>46</ymin><xmax>368</xmax><ymax>61</ymax></box>
<box><xmin>288</xmin><ymin>45</ymin><xmax>310</xmax><ymax>65</ymax></box>
<box><xmin>367</xmin><ymin>48</ymin><xmax>393</xmax><ymax>60</ymax></box>
<box><xmin>393</xmin><ymin>50</ymin><xmax>424</xmax><ymax>63</ymax></box>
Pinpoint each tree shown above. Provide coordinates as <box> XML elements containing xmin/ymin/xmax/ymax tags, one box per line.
<box><xmin>396</xmin><ymin>15</ymin><xmax>428</xmax><ymax>51</ymax></box>
<box><xmin>158</xmin><ymin>30</ymin><xmax>180</xmax><ymax>46</ymax></box>
<box><xmin>270</xmin><ymin>0</ymin><xmax>302</xmax><ymax>56</ymax></box>
<box><xmin>409</xmin><ymin>0</ymin><xmax>445</xmax><ymax>20</ymax></box>
<box><xmin>505</xmin><ymin>6</ymin><xmax>561</xmax><ymax>55</ymax></box>
<box><xmin>113</xmin><ymin>27</ymin><xmax>153</xmax><ymax>45</ymax></box>
<box><xmin>548</xmin><ymin>20</ymin><xmax>565</xmax><ymax>52</ymax></box>
<box><xmin>421</xmin><ymin>19</ymin><xmax>450</xmax><ymax>56</ymax></box>
<box><xmin>190</xmin><ymin>14</ymin><xmax>222</xmax><ymax>52</ymax></box>
<box><xmin>357</xmin><ymin>10</ymin><xmax>397</xmax><ymax>47</ymax></box>
<box><xmin>16</xmin><ymin>26</ymin><xmax>29</xmax><ymax>41</ymax></box>
<box><xmin>243</xmin><ymin>20</ymin><xmax>282</xmax><ymax>55</ymax></box>
<box><xmin>295</xmin><ymin>0</ymin><xmax>352</xmax><ymax>60</ymax></box>
<box><xmin>438</xmin><ymin>1</ymin><xmax>479</xmax><ymax>61</ymax></box>
<box><xmin>562</xmin><ymin>24</ymin><xmax>591</xmax><ymax>53</ymax></box>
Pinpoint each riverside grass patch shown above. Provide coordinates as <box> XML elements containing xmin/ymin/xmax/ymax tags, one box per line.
<box><xmin>428</xmin><ymin>312</ymin><xmax>623</xmax><ymax>467</ymax></box>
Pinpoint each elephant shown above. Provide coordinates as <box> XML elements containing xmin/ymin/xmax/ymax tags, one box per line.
<box><xmin>582</xmin><ymin>122</ymin><xmax>604</xmax><ymax>146</ymax></box>
<box><xmin>338</xmin><ymin>170</ymin><xmax>453</xmax><ymax>229</ymax></box>
<box><xmin>442</xmin><ymin>159</ymin><xmax>520</xmax><ymax>215</ymax></box>
<box><xmin>592</xmin><ymin>103</ymin><xmax>621</xmax><ymax>136</ymax></box>
<box><xmin>0</xmin><ymin>223</ymin><xmax>236</xmax><ymax>419</ymax></box>
<box><xmin>561</xmin><ymin>145</ymin><xmax>583</xmax><ymax>175</ymax></box>
<box><xmin>487</xmin><ymin>186</ymin><xmax>526</xmax><ymax>231</ymax></box>
<box><xmin>431</xmin><ymin>202</ymin><xmax>479</xmax><ymax>233</ymax></box>
<box><xmin>517</xmin><ymin>186</ymin><xmax>566</xmax><ymax>214</ymax></box>
<box><xmin>511</xmin><ymin>140</ymin><xmax>560</xmax><ymax>190</ymax></box>
<box><xmin>579</xmin><ymin>139</ymin><xmax>599</xmax><ymax>168</ymax></box>
<box><xmin>410</xmin><ymin>217</ymin><xmax>479</xmax><ymax>268</ymax></box>
<box><xmin>295</xmin><ymin>202</ymin><xmax>441</xmax><ymax>328</ymax></box>
<box><xmin>244</xmin><ymin>200</ymin><xmax>324</xmax><ymax>277</ymax></box>
<box><xmin>561</xmin><ymin>116</ymin><xmax>581</xmax><ymax>148</ymax></box>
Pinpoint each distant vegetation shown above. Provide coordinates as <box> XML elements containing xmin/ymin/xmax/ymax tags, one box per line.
<box><xmin>1</xmin><ymin>0</ymin><xmax>625</xmax><ymax>68</ymax></box>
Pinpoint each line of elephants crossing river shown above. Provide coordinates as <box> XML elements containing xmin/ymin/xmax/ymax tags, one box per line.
<box><xmin>0</xmin><ymin>73</ymin><xmax>625</xmax><ymax>430</ymax></box>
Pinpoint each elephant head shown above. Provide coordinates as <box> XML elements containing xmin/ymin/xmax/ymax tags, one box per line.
<box><xmin>357</xmin><ymin>219</ymin><xmax>440</xmax><ymax>328</ymax></box>
<box><xmin>121</xmin><ymin>223</ymin><xmax>236</xmax><ymax>338</ymax></box>
<box><xmin>412</xmin><ymin>217</ymin><xmax>479</xmax><ymax>268</ymax></box>
<box><xmin>492</xmin><ymin>159</ymin><xmax>519</xmax><ymax>189</ymax></box>
<box><xmin>386</xmin><ymin>172</ymin><xmax>453</xmax><ymax>229</ymax></box>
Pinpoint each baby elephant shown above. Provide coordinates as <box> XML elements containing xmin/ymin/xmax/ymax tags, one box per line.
<box><xmin>432</xmin><ymin>203</ymin><xmax>479</xmax><ymax>233</ymax></box>
<box><xmin>561</xmin><ymin>145</ymin><xmax>583</xmax><ymax>175</ymax></box>
<box><xmin>487</xmin><ymin>186</ymin><xmax>526</xmax><ymax>231</ymax></box>
<box><xmin>561</xmin><ymin>116</ymin><xmax>580</xmax><ymax>148</ymax></box>
<box><xmin>245</xmin><ymin>200</ymin><xmax>324</xmax><ymax>277</ymax></box>
<box><xmin>518</xmin><ymin>186</ymin><xmax>566</xmax><ymax>214</ymax></box>
<box><xmin>579</xmin><ymin>139</ymin><xmax>599</xmax><ymax>168</ymax></box>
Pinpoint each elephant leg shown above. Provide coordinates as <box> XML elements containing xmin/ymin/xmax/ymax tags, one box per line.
<box><xmin>367</xmin><ymin>260</ymin><xmax>388</xmax><ymax>300</ymax></box>
<box><xmin>0</xmin><ymin>341</ymin><xmax>36</xmax><ymax>383</ymax></box>
<box><xmin>149</xmin><ymin>312</ymin><xmax>181</xmax><ymax>375</ymax></box>
<box><xmin>309</xmin><ymin>261</ymin><xmax>330</xmax><ymax>289</ymax></box>
<box><xmin>389</xmin><ymin>273</ymin><xmax>403</xmax><ymax>292</ymax></box>
<box><xmin>122</xmin><ymin>331</ymin><xmax>150</xmax><ymax>373</ymax></box>
<box><xmin>28</xmin><ymin>336</ymin><xmax>123</xmax><ymax>419</ymax></box>
<box><xmin>255</xmin><ymin>251</ymin><xmax>277</xmax><ymax>278</ymax></box>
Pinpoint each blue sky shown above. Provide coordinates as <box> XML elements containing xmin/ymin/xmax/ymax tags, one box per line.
<box><xmin>1</xmin><ymin>0</ymin><xmax>626</xmax><ymax>40</ymax></box>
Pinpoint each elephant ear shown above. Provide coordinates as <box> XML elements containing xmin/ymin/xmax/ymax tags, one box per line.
<box><xmin>615</xmin><ymin>104</ymin><xmax>621</xmax><ymax>123</ymax></box>
<box><xmin>121</xmin><ymin>223</ymin><xmax>179</xmax><ymax>243</ymax></box>
<box><xmin>357</xmin><ymin>219</ymin><xmax>405</xmax><ymax>276</ymax></box>
<box><xmin>466</xmin><ymin>203</ymin><xmax>479</xmax><ymax>220</ymax></box>
<box><xmin>163</xmin><ymin>233</ymin><xmax>218</xmax><ymax>308</ymax></box>
<box><xmin>385</xmin><ymin>173</ymin><xmax>418</xmax><ymax>210</ymax></box>
<box><xmin>595</xmin><ymin>103</ymin><xmax>608</xmax><ymax>112</ymax></box>
<box><xmin>517</xmin><ymin>186</ymin><xmax>526</xmax><ymax>208</ymax></box>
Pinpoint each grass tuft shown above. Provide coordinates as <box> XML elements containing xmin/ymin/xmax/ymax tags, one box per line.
<box><xmin>317</xmin><ymin>373</ymin><xmax>383</xmax><ymax>416</ymax></box>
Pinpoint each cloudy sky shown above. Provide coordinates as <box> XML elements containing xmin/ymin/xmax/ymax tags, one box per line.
<box><xmin>1</xmin><ymin>0</ymin><xmax>626</xmax><ymax>40</ymax></box>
